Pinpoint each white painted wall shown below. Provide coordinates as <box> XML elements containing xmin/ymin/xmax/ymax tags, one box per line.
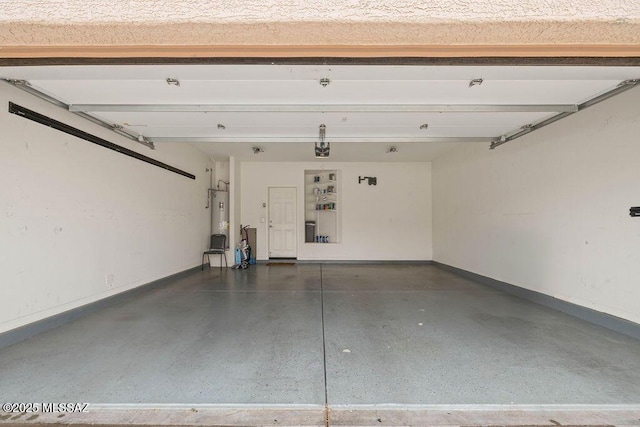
<box><xmin>241</xmin><ymin>162</ymin><xmax>432</xmax><ymax>261</ymax></box>
<box><xmin>214</xmin><ymin>160</ymin><xmax>230</xmax><ymax>189</ymax></box>
<box><xmin>433</xmin><ymin>88</ymin><xmax>640</xmax><ymax>324</ymax></box>
<box><xmin>0</xmin><ymin>84</ymin><xmax>210</xmax><ymax>334</ymax></box>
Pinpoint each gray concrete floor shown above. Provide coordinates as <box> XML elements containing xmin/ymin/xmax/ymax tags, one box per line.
<box><xmin>1</xmin><ymin>264</ymin><xmax>640</xmax><ymax>407</ymax></box>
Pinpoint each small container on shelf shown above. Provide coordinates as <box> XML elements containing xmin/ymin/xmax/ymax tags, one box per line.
<box><xmin>305</xmin><ymin>221</ymin><xmax>316</xmax><ymax>243</ymax></box>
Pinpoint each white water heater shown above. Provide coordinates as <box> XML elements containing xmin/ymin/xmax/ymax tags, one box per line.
<box><xmin>211</xmin><ymin>190</ymin><xmax>229</xmax><ymax>248</ymax></box>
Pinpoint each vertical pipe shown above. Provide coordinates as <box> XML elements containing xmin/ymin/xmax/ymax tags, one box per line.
<box><xmin>208</xmin><ymin>166</ymin><xmax>214</xmax><ymax>237</ymax></box>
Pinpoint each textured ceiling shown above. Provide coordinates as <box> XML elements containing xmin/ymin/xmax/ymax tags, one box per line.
<box><xmin>0</xmin><ymin>0</ymin><xmax>639</xmax><ymax>50</ymax></box>
<box><xmin>2</xmin><ymin>0</ymin><xmax>638</xmax><ymax>23</ymax></box>
<box><xmin>0</xmin><ymin>0</ymin><xmax>640</xmax><ymax>24</ymax></box>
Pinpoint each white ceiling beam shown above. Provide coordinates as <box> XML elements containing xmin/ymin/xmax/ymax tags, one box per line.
<box><xmin>149</xmin><ymin>136</ymin><xmax>495</xmax><ymax>143</ymax></box>
<box><xmin>68</xmin><ymin>104</ymin><xmax>579</xmax><ymax>113</ymax></box>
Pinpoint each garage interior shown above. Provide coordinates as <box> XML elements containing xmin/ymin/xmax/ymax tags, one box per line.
<box><xmin>2</xmin><ymin>2</ymin><xmax>640</xmax><ymax>426</ymax></box>
<box><xmin>1</xmin><ymin>60</ymin><xmax>640</xmax><ymax>427</ymax></box>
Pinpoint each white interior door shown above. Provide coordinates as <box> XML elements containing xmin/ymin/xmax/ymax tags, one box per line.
<box><xmin>268</xmin><ymin>187</ymin><xmax>297</xmax><ymax>258</ymax></box>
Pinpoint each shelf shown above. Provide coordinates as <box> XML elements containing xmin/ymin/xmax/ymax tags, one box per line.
<box><xmin>310</xmin><ymin>181</ymin><xmax>337</xmax><ymax>186</ymax></box>
<box><xmin>305</xmin><ymin>169</ymin><xmax>340</xmax><ymax>244</ymax></box>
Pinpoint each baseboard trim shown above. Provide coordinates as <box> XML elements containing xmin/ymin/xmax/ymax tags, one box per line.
<box><xmin>0</xmin><ymin>265</ymin><xmax>202</xmax><ymax>350</ymax></box>
<box><xmin>258</xmin><ymin>260</ymin><xmax>434</xmax><ymax>265</ymax></box>
<box><xmin>434</xmin><ymin>262</ymin><xmax>640</xmax><ymax>341</ymax></box>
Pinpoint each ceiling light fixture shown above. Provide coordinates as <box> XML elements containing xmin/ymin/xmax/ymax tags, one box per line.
<box><xmin>386</xmin><ymin>146</ymin><xmax>398</xmax><ymax>153</ymax></box>
<box><xmin>166</xmin><ymin>78</ymin><xmax>180</xmax><ymax>87</ymax></box>
<box><xmin>315</xmin><ymin>124</ymin><xmax>330</xmax><ymax>158</ymax></box>
<box><xmin>252</xmin><ymin>146</ymin><xmax>264</xmax><ymax>154</ymax></box>
<box><xmin>319</xmin><ymin>78</ymin><xmax>331</xmax><ymax>87</ymax></box>
<box><xmin>469</xmin><ymin>78</ymin><xmax>484</xmax><ymax>87</ymax></box>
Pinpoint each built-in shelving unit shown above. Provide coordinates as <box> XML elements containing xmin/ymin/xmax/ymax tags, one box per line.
<box><xmin>304</xmin><ymin>170</ymin><xmax>340</xmax><ymax>243</ymax></box>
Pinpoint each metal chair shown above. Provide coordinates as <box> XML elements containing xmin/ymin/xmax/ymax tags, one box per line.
<box><xmin>202</xmin><ymin>234</ymin><xmax>227</xmax><ymax>270</ymax></box>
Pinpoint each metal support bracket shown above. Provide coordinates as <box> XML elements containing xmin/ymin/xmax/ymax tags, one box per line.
<box><xmin>1</xmin><ymin>79</ymin><xmax>155</xmax><ymax>150</ymax></box>
<box><xmin>491</xmin><ymin>78</ymin><xmax>640</xmax><ymax>150</ymax></box>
